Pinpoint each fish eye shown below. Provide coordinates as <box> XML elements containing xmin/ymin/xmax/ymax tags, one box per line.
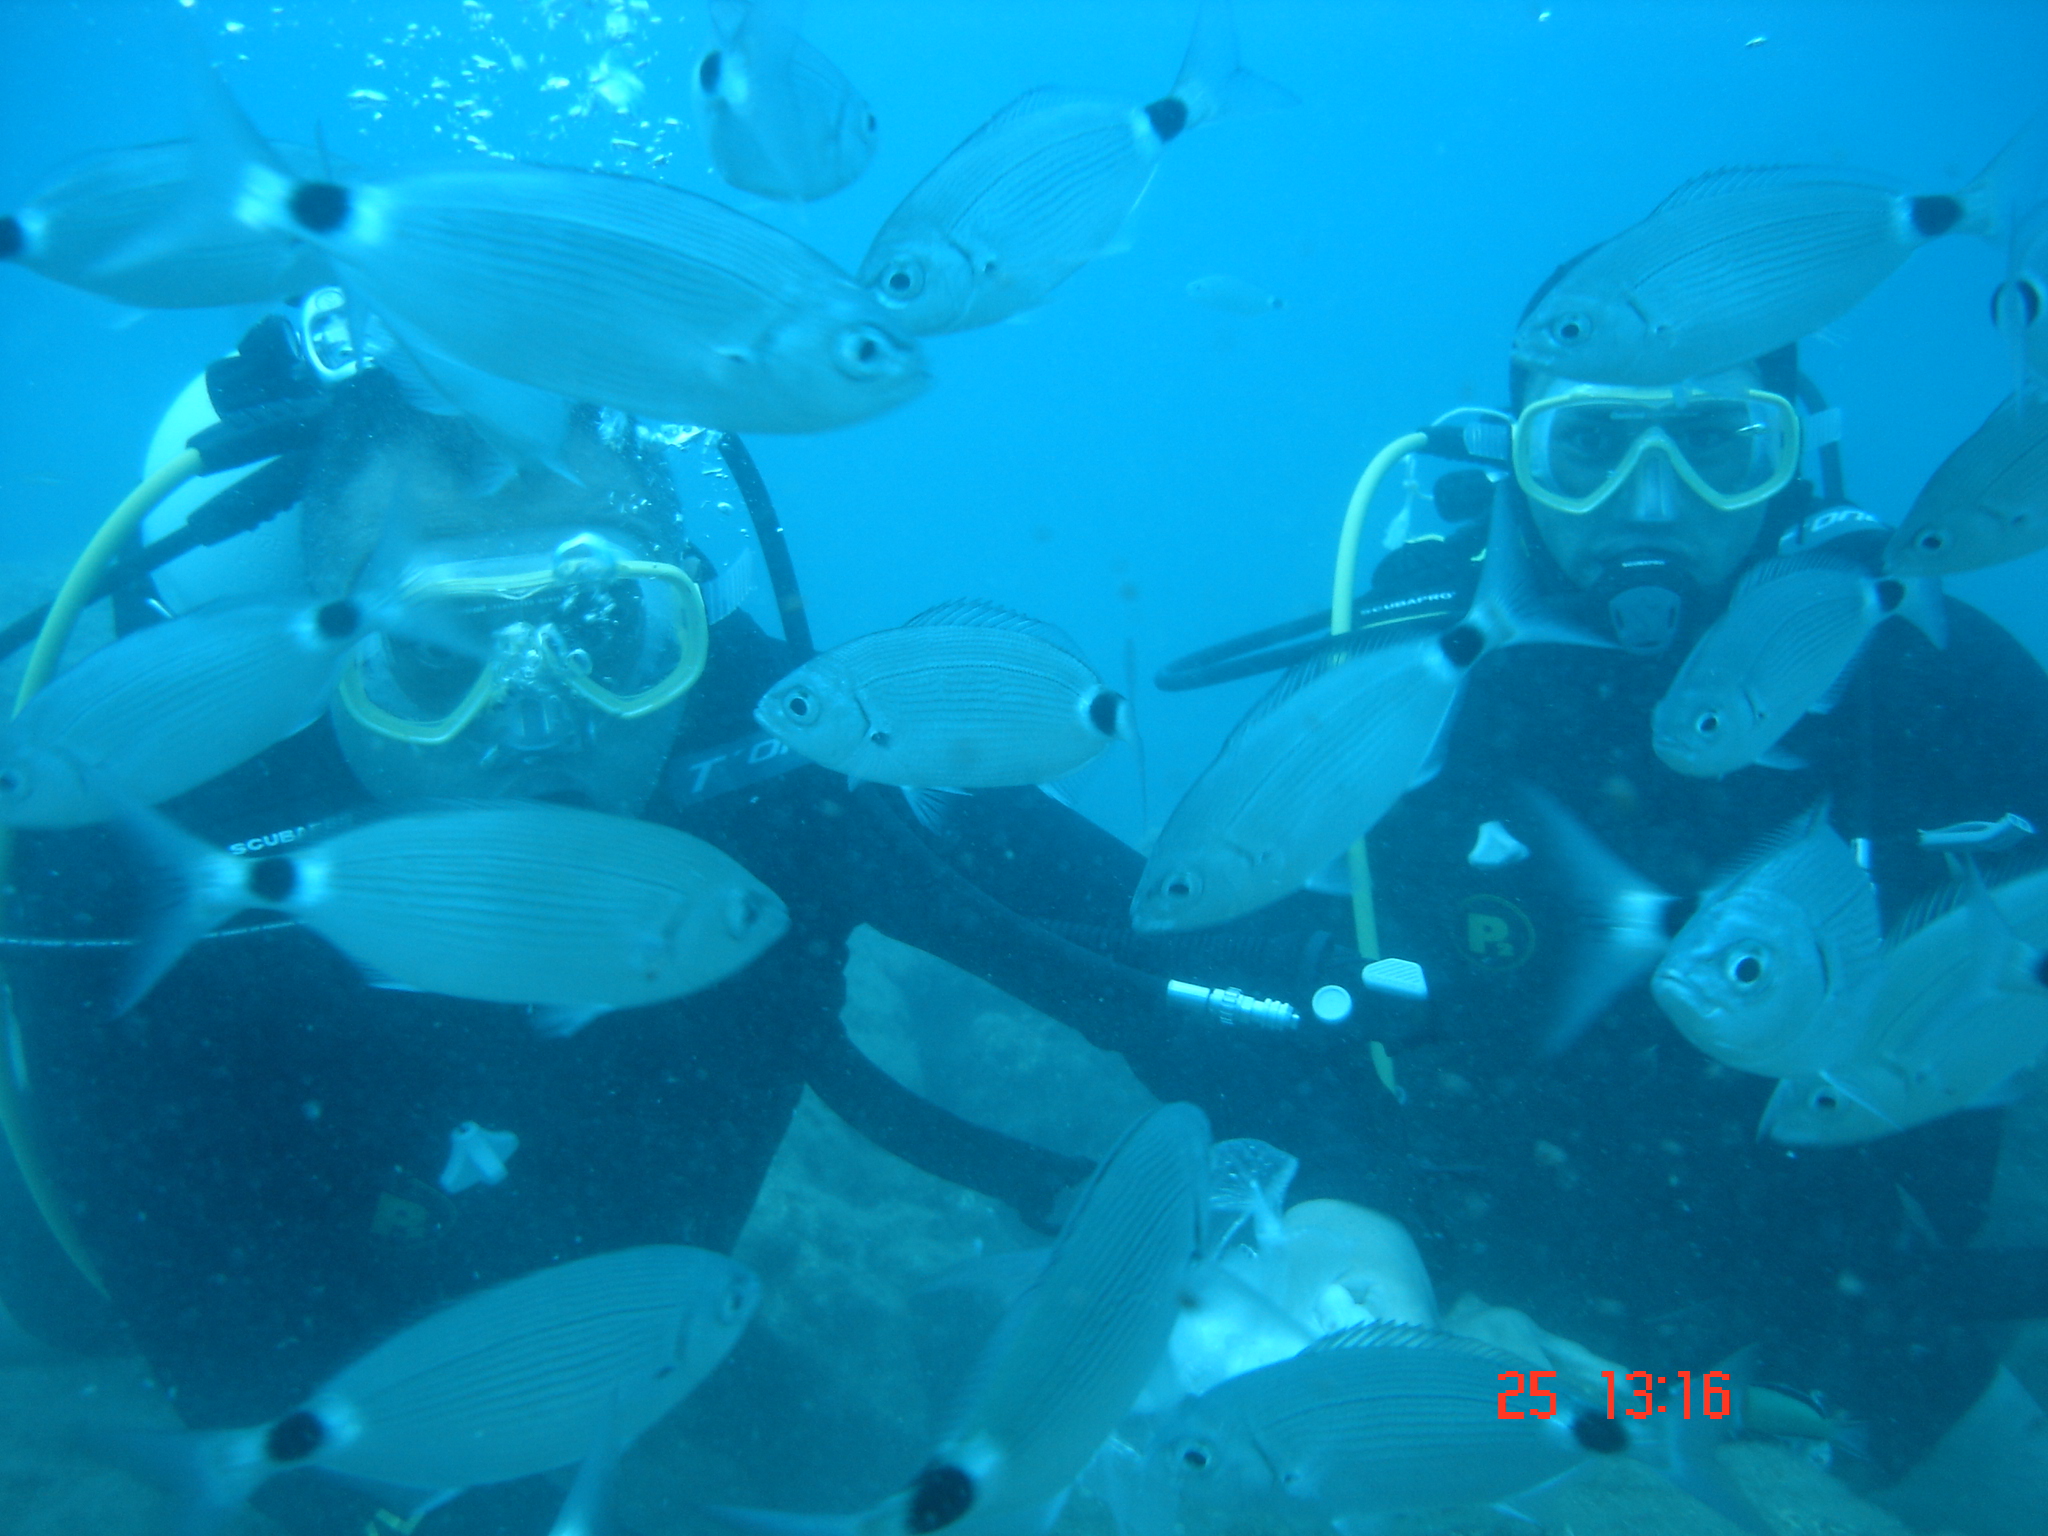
<box><xmin>783</xmin><ymin>690</ymin><xmax>814</xmax><ymax>722</ymax></box>
<box><xmin>1163</xmin><ymin>871</ymin><xmax>1202</xmax><ymax>901</ymax></box>
<box><xmin>1178</xmin><ymin>1442</ymin><xmax>1214</xmax><ymax>1472</ymax></box>
<box><xmin>1724</xmin><ymin>947</ymin><xmax>1767</xmax><ymax>988</ymax></box>
<box><xmin>1814</xmin><ymin>1091</ymin><xmax>1839</xmax><ymax>1112</ymax></box>
<box><xmin>835</xmin><ymin>326</ymin><xmax>895</xmax><ymax>378</ymax></box>
<box><xmin>1915</xmin><ymin>529</ymin><xmax>1946</xmax><ymax>553</ymax></box>
<box><xmin>1552</xmin><ymin>313</ymin><xmax>1591</xmax><ymax>344</ymax></box>
<box><xmin>0</xmin><ymin>768</ymin><xmax>21</xmax><ymax>797</ymax></box>
<box><xmin>879</xmin><ymin>262</ymin><xmax>925</xmax><ymax>302</ymax></box>
<box><xmin>1693</xmin><ymin>710</ymin><xmax>1720</xmax><ymax>737</ymax></box>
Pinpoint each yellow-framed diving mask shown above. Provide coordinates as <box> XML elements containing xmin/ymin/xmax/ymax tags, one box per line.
<box><xmin>1512</xmin><ymin>384</ymin><xmax>1802</xmax><ymax>516</ymax></box>
<box><xmin>338</xmin><ymin>531</ymin><xmax>709</xmax><ymax>745</ymax></box>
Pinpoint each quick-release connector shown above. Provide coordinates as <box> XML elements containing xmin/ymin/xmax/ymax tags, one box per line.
<box><xmin>1166</xmin><ymin>979</ymin><xmax>1300</xmax><ymax>1030</ymax></box>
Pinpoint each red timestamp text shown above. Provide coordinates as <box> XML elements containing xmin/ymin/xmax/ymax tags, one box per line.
<box><xmin>1495</xmin><ymin>1369</ymin><xmax>1735</xmax><ymax>1420</ymax></box>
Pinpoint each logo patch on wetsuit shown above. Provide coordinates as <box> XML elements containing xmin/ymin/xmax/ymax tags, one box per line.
<box><xmin>666</xmin><ymin>729</ymin><xmax>805</xmax><ymax>807</ymax></box>
<box><xmin>1458</xmin><ymin>893</ymin><xmax>1535</xmax><ymax>969</ymax></box>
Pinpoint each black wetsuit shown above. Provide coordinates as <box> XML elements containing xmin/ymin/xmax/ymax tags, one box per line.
<box><xmin>1105</xmin><ymin>509</ymin><xmax>2048</xmax><ymax>1475</ymax></box>
<box><xmin>0</xmin><ymin>606</ymin><xmax>1376</xmax><ymax>1533</ymax></box>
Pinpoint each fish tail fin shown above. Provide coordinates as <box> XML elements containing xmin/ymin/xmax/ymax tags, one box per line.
<box><xmin>89</xmin><ymin>65</ymin><xmax>297</xmax><ymax>285</ymax></box>
<box><xmin>1083</xmin><ymin>1435</ymin><xmax>1179</xmax><ymax>1536</ymax></box>
<box><xmin>1959</xmin><ymin>102</ymin><xmax>2048</xmax><ymax>243</ymax></box>
<box><xmin>113</xmin><ymin>803</ymin><xmax>255</xmax><ymax>1017</ymax></box>
<box><xmin>1647</xmin><ymin>1347</ymin><xmax>1772</xmax><ymax>1534</ymax></box>
<box><xmin>78</xmin><ymin>1424</ymin><xmax>270</xmax><ymax>1534</ymax></box>
<box><xmin>1468</xmin><ymin>495</ymin><xmax>1614</xmax><ymax>655</ymax></box>
<box><xmin>1518</xmin><ymin>785</ymin><xmax>1677</xmax><ymax>1053</ymax></box>
<box><xmin>1167</xmin><ymin>0</ymin><xmax>1299</xmax><ymax>132</ymax></box>
<box><xmin>1887</xmin><ymin>575</ymin><xmax>1949</xmax><ymax>649</ymax></box>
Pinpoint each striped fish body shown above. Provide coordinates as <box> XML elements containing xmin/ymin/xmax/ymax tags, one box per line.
<box><xmin>0</xmin><ymin>595</ymin><xmax>370</xmax><ymax>828</ymax></box>
<box><xmin>4</xmin><ymin>140</ymin><xmax>331</xmax><ymax>307</ymax></box>
<box><xmin>236</xmin><ymin>161</ymin><xmax>926</xmax><ymax>433</ymax></box>
<box><xmin>1887</xmin><ymin>390</ymin><xmax>2048</xmax><ymax>575</ymax></box>
<box><xmin>858</xmin><ymin>90</ymin><xmax>1164</xmax><ymax>335</ymax></box>
<box><xmin>1133</xmin><ymin>628</ymin><xmax>1465</xmax><ymax>931</ymax></box>
<box><xmin>1515</xmin><ymin>168</ymin><xmax>1959</xmax><ymax>385</ymax></box>
<box><xmin>696</xmin><ymin>12</ymin><xmax>876</xmax><ymax>202</ymax></box>
<box><xmin>919</xmin><ymin>1103</ymin><xmax>1209</xmax><ymax>1536</ymax></box>
<box><xmin>235</xmin><ymin>1247</ymin><xmax>757</xmax><ymax>1494</ymax></box>
<box><xmin>1157</xmin><ymin>1324</ymin><xmax>1620</xmax><ymax>1529</ymax></box>
<box><xmin>1651</xmin><ymin>807</ymin><xmax>1884</xmax><ymax>1078</ymax></box>
<box><xmin>1765</xmin><ymin>871</ymin><xmax>2048</xmax><ymax>1144</ymax></box>
<box><xmin>248</xmin><ymin>802</ymin><xmax>786</xmax><ymax>1011</ymax></box>
<box><xmin>1653</xmin><ymin>555</ymin><xmax>1944</xmax><ymax>778</ymax></box>
<box><xmin>756</xmin><ymin>604</ymin><xmax>1125</xmax><ymax>787</ymax></box>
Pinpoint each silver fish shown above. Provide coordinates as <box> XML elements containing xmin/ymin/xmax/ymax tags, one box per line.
<box><xmin>857</xmin><ymin>1</ymin><xmax>1293</xmax><ymax>335</ymax></box>
<box><xmin>1884</xmin><ymin>389</ymin><xmax>2048</xmax><ymax>576</ymax></box>
<box><xmin>1184</xmin><ymin>274</ymin><xmax>1282</xmax><ymax>315</ymax></box>
<box><xmin>1652</xmin><ymin>803</ymin><xmax>1884</xmax><ymax>1078</ymax></box>
<box><xmin>1</xmin><ymin>139</ymin><xmax>331</xmax><ymax>308</ymax></box>
<box><xmin>1992</xmin><ymin>202</ymin><xmax>2048</xmax><ymax>388</ymax></box>
<box><xmin>216</xmin><ymin>99</ymin><xmax>925</xmax><ymax>434</ymax></box>
<box><xmin>1764</xmin><ymin>870</ymin><xmax>2048</xmax><ymax>1144</ymax></box>
<box><xmin>727</xmin><ymin>1103</ymin><xmax>1209</xmax><ymax>1536</ymax></box>
<box><xmin>1147</xmin><ymin>1323</ymin><xmax>1631</xmax><ymax>1533</ymax></box>
<box><xmin>1133</xmin><ymin>503</ymin><xmax>1599</xmax><ymax>931</ymax></box>
<box><xmin>754</xmin><ymin>601</ymin><xmax>1132</xmax><ymax>789</ymax></box>
<box><xmin>131</xmin><ymin>800</ymin><xmax>788</xmax><ymax>1028</ymax></box>
<box><xmin>695</xmin><ymin>0</ymin><xmax>877</xmax><ymax>203</ymax></box>
<box><xmin>0</xmin><ymin>594</ymin><xmax>389</xmax><ymax>829</ymax></box>
<box><xmin>1514</xmin><ymin>157</ymin><xmax>2005</xmax><ymax>385</ymax></box>
<box><xmin>1652</xmin><ymin>554</ymin><xmax>1946</xmax><ymax>779</ymax></box>
<box><xmin>162</xmin><ymin>1247</ymin><xmax>756</xmax><ymax>1521</ymax></box>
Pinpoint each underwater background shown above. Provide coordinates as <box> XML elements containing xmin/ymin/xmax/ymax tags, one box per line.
<box><xmin>4</xmin><ymin>4</ymin><xmax>2048</xmax><ymax>1535</ymax></box>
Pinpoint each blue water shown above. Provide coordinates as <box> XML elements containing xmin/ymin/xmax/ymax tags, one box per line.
<box><xmin>4</xmin><ymin>3</ymin><xmax>2048</xmax><ymax>1530</ymax></box>
<box><xmin>4</xmin><ymin>0</ymin><xmax>2044</xmax><ymax>843</ymax></box>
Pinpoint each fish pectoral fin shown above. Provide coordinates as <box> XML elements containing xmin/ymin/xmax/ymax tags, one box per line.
<box><xmin>531</xmin><ymin>1003</ymin><xmax>610</xmax><ymax>1037</ymax></box>
<box><xmin>1753</xmin><ymin>746</ymin><xmax>1807</xmax><ymax>771</ymax></box>
<box><xmin>902</xmin><ymin>785</ymin><xmax>969</xmax><ymax>832</ymax></box>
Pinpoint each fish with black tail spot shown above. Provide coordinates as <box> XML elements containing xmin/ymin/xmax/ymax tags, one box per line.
<box><xmin>87</xmin><ymin>1247</ymin><xmax>756</xmax><ymax>1530</ymax></box>
<box><xmin>694</xmin><ymin>0</ymin><xmax>877</xmax><ymax>203</ymax></box>
<box><xmin>755</xmin><ymin>600</ymin><xmax>1135</xmax><ymax>794</ymax></box>
<box><xmin>1653</xmin><ymin>552</ymin><xmax>1947</xmax><ymax>778</ymax></box>
<box><xmin>856</xmin><ymin>0</ymin><xmax>1295</xmax><ymax>335</ymax></box>
<box><xmin>1514</xmin><ymin>108</ymin><xmax>2047</xmax><ymax>385</ymax></box>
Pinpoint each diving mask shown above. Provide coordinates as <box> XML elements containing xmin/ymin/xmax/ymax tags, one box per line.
<box><xmin>338</xmin><ymin>531</ymin><xmax>709</xmax><ymax>745</ymax></box>
<box><xmin>1513</xmin><ymin>384</ymin><xmax>1801</xmax><ymax>516</ymax></box>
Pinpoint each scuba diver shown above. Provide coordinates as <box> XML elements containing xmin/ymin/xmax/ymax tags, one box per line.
<box><xmin>1150</xmin><ymin>326</ymin><xmax>2048</xmax><ymax>1479</ymax></box>
<box><xmin>0</xmin><ymin>298</ymin><xmax>1369</xmax><ymax>1534</ymax></box>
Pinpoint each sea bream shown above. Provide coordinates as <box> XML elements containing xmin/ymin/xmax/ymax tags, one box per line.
<box><xmin>0</xmin><ymin>593</ymin><xmax>406</xmax><ymax>830</ymax></box>
<box><xmin>206</xmin><ymin>83</ymin><xmax>926</xmax><ymax>434</ymax></box>
<box><xmin>115</xmin><ymin>1246</ymin><xmax>756</xmax><ymax>1529</ymax></box>
<box><xmin>124</xmin><ymin>800</ymin><xmax>788</xmax><ymax>1030</ymax></box>
<box><xmin>856</xmin><ymin>0</ymin><xmax>1294</xmax><ymax>335</ymax></box>
<box><xmin>1762</xmin><ymin>867</ymin><xmax>2048</xmax><ymax>1145</ymax></box>
<box><xmin>1512</xmin><ymin>119</ymin><xmax>2039</xmax><ymax>386</ymax></box>
<box><xmin>1140</xmin><ymin>1323</ymin><xmax>1635</xmax><ymax>1535</ymax></box>
<box><xmin>1651</xmin><ymin>802</ymin><xmax>1885</xmax><ymax>1079</ymax></box>
<box><xmin>1</xmin><ymin>139</ymin><xmax>331</xmax><ymax>308</ymax></box>
<box><xmin>1652</xmin><ymin>552</ymin><xmax>1947</xmax><ymax>779</ymax></box>
<box><xmin>1884</xmin><ymin>388</ymin><xmax>2048</xmax><ymax>576</ymax></box>
<box><xmin>753</xmin><ymin>600</ymin><xmax>1133</xmax><ymax>798</ymax></box>
<box><xmin>720</xmin><ymin>1103</ymin><xmax>1210</xmax><ymax>1536</ymax></box>
<box><xmin>694</xmin><ymin>0</ymin><xmax>878</xmax><ymax>202</ymax></box>
<box><xmin>1132</xmin><ymin>502</ymin><xmax>1602</xmax><ymax>932</ymax></box>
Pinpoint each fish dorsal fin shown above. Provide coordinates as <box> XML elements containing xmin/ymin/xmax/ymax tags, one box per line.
<box><xmin>1306</xmin><ymin>1321</ymin><xmax>1525</xmax><ymax>1368</ymax></box>
<box><xmin>903</xmin><ymin>599</ymin><xmax>1086</xmax><ymax>658</ymax></box>
<box><xmin>1731</xmin><ymin>550</ymin><xmax>1868</xmax><ymax>601</ymax></box>
<box><xmin>1885</xmin><ymin>869</ymin><xmax>1983</xmax><ymax>950</ymax></box>
<box><xmin>986</xmin><ymin>85</ymin><xmax>1110</xmax><ymax>128</ymax></box>
<box><xmin>1701</xmin><ymin>798</ymin><xmax>1834</xmax><ymax>899</ymax></box>
<box><xmin>1217</xmin><ymin>627</ymin><xmax>1431</xmax><ymax>755</ymax></box>
<box><xmin>1651</xmin><ymin>165</ymin><xmax>1898</xmax><ymax>214</ymax></box>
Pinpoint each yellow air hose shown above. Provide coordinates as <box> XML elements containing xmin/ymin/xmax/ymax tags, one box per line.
<box><xmin>0</xmin><ymin>445</ymin><xmax>205</xmax><ymax>1297</ymax></box>
<box><xmin>1330</xmin><ymin>431</ymin><xmax>1429</xmax><ymax>964</ymax></box>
